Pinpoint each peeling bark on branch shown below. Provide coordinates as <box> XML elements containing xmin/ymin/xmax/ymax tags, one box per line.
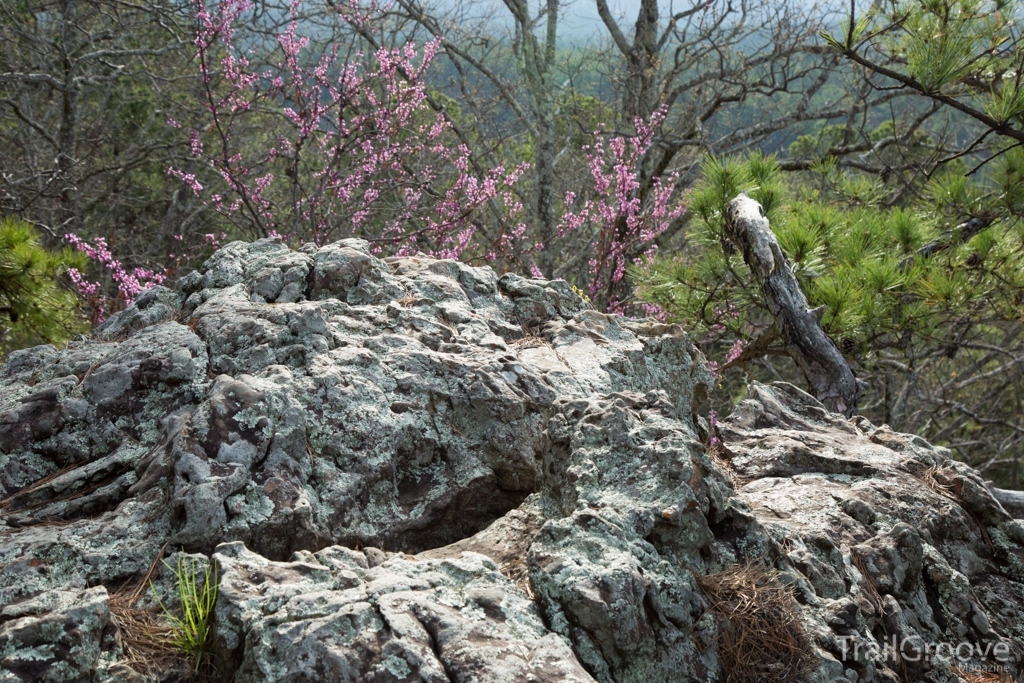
<box><xmin>725</xmin><ymin>193</ymin><xmax>860</xmax><ymax>415</ymax></box>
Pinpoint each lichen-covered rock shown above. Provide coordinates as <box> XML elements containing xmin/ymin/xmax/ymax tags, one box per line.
<box><xmin>213</xmin><ymin>541</ymin><xmax>594</xmax><ymax>682</ymax></box>
<box><xmin>526</xmin><ymin>392</ymin><xmax>730</xmax><ymax>683</ymax></box>
<box><xmin>0</xmin><ymin>238</ymin><xmax>1021</xmax><ymax>682</ymax></box>
<box><xmin>719</xmin><ymin>382</ymin><xmax>1024</xmax><ymax>682</ymax></box>
<box><xmin>0</xmin><ymin>586</ymin><xmax>110</xmax><ymax>683</ymax></box>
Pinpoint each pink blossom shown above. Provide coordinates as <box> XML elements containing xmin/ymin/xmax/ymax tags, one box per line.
<box><xmin>556</xmin><ymin>106</ymin><xmax>687</xmax><ymax>309</ymax></box>
<box><xmin>641</xmin><ymin>303</ymin><xmax>667</xmax><ymax>322</ymax></box>
<box><xmin>725</xmin><ymin>339</ymin><xmax>747</xmax><ymax>364</ymax></box>
<box><xmin>65</xmin><ymin>234</ymin><xmax>167</xmax><ymax>321</ymax></box>
<box><xmin>708</xmin><ymin>409</ymin><xmax>720</xmax><ymax>447</ymax></box>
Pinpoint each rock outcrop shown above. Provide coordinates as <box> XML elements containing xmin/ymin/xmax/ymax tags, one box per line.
<box><xmin>0</xmin><ymin>238</ymin><xmax>1021</xmax><ymax>682</ymax></box>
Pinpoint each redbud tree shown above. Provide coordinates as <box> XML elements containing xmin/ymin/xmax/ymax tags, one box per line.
<box><xmin>557</xmin><ymin>108</ymin><xmax>687</xmax><ymax>313</ymax></box>
<box><xmin>168</xmin><ymin>0</ymin><xmax>532</xmax><ymax>265</ymax></box>
<box><xmin>63</xmin><ymin>0</ymin><xmax>690</xmax><ymax>320</ymax></box>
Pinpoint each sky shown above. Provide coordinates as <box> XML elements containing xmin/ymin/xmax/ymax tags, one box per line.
<box><xmin>459</xmin><ymin>0</ymin><xmax>844</xmax><ymax>40</ymax></box>
<box><xmin>457</xmin><ymin>0</ymin><xmax>652</xmax><ymax>39</ymax></box>
<box><xmin>559</xmin><ymin>0</ymin><xmax>646</xmax><ymax>35</ymax></box>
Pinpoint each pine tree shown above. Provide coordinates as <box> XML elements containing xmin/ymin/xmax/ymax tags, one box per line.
<box><xmin>0</xmin><ymin>219</ymin><xmax>88</xmax><ymax>354</ymax></box>
<box><xmin>633</xmin><ymin>152</ymin><xmax>1024</xmax><ymax>485</ymax></box>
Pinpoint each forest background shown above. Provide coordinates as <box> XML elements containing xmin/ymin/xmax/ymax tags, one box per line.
<box><xmin>2</xmin><ymin>0</ymin><xmax>1024</xmax><ymax>487</ymax></box>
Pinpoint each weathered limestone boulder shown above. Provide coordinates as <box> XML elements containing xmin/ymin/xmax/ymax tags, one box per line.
<box><xmin>0</xmin><ymin>237</ymin><xmax>1020</xmax><ymax>682</ymax></box>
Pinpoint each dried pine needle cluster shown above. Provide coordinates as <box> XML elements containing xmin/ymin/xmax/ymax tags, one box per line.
<box><xmin>109</xmin><ymin>552</ymin><xmax>192</xmax><ymax>680</ymax></box>
<box><xmin>950</xmin><ymin>665</ymin><xmax>1016</xmax><ymax>683</ymax></box>
<box><xmin>696</xmin><ymin>562</ymin><xmax>815</xmax><ymax>683</ymax></box>
<box><xmin>109</xmin><ymin>586</ymin><xmax>184</xmax><ymax>678</ymax></box>
<box><xmin>108</xmin><ymin>548</ymin><xmax>217</xmax><ymax>681</ymax></box>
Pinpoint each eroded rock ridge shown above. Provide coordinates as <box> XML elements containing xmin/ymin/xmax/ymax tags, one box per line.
<box><xmin>0</xmin><ymin>238</ymin><xmax>1021</xmax><ymax>683</ymax></box>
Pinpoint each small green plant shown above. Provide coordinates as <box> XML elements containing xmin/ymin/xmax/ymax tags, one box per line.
<box><xmin>570</xmin><ymin>283</ymin><xmax>591</xmax><ymax>303</ymax></box>
<box><xmin>150</xmin><ymin>554</ymin><xmax>218</xmax><ymax>671</ymax></box>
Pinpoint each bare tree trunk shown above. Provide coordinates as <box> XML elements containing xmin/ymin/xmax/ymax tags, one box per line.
<box><xmin>594</xmin><ymin>0</ymin><xmax>658</xmax><ymax>121</ymax></box>
<box><xmin>726</xmin><ymin>193</ymin><xmax>861</xmax><ymax>415</ymax></box>
<box><xmin>531</xmin><ymin>105</ymin><xmax>556</xmax><ymax>269</ymax></box>
<box><xmin>501</xmin><ymin>0</ymin><xmax>558</xmax><ymax>273</ymax></box>
<box><xmin>0</xmin><ymin>0</ymin><xmax>190</xmax><ymax>250</ymax></box>
<box><xmin>625</xmin><ymin>0</ymin><xmax>658</xmax><ymax>121</ymax></box>
<box><xmin>56</xmin><ymin>0</ymin><xmax>81</xmax><ymax>236</ymax></box>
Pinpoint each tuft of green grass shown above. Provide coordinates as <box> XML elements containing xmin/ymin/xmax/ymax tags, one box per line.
<box><xmin>151</xmin><ymin>554</ymin><xmax>218</xmax><ymax>672</ymax></box>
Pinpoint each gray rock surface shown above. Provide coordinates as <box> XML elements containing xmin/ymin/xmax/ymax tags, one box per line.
<box><xmin>718</xmin><ymin>382</ymin><xmax>1024</xmax><ymax>682</ymax></box>
<box><xmin>0</xmin><ymin>237</ymin><xmax>1020</xmax><ymax>682</ymax></box>
<box><xmin>213</xmin><ymin>541</ymin><xmax>594</xmax><ymax>683</ymax></box>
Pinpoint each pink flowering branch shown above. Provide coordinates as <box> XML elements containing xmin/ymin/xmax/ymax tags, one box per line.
<box><xmin>65</xmin><ymin>234</ymin><xmax>168</xmax><ymax>322</ymax></box>
<box><xmin>557</xmin><ymin>107</ymin><xmax>689</xmax><ymax>313</ymax></box>
<box><xmin>708</xmin><ymin>409</ymin><xmax>721</xmax><ymax>448</ymax></box>
<box><xmin>698</xmin><ymin>302</ymin><xmax>755</xmax><ymax>377</ymax></box>
<box><xmin>172</xmin><ymin>0</ymin><xmax>530</xmax><ymax>264</ymax></box>
<box><xmin>725</xmin><ymin>338</ymin><xmax>747</xmax><ymax>364</ymax></box>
